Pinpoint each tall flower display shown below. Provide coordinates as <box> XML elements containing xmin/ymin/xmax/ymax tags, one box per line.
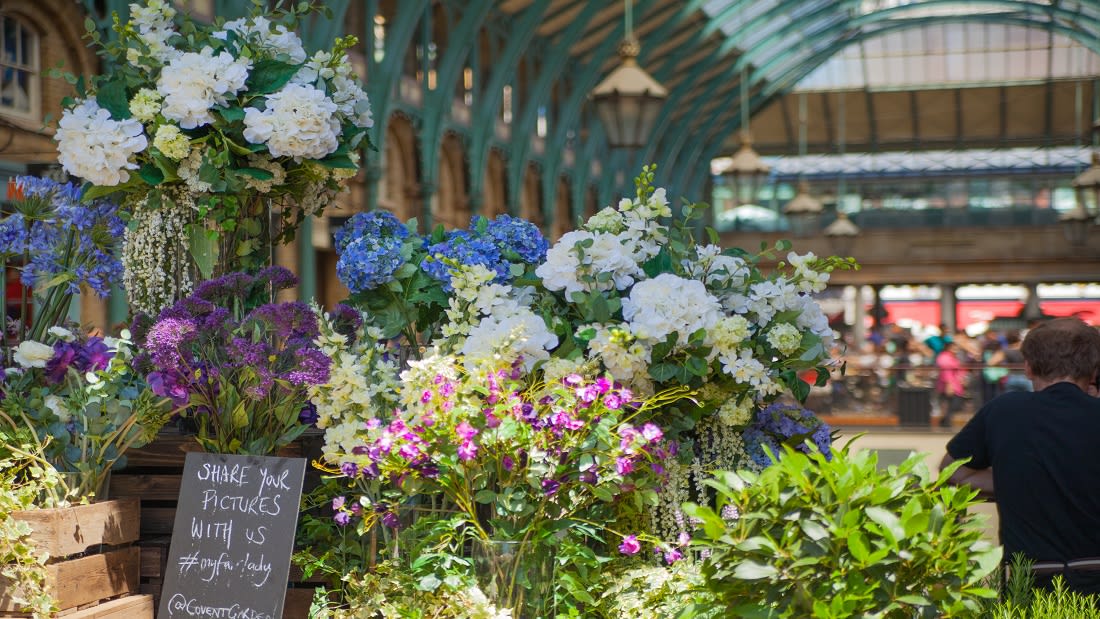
<box><xmin>130</xmin><ymin>267</ymin><xmax>330</xmax><ymax>455</ymax></box>
<box><xmin>55</xmin><ymin>1</ymin><xmax>373</xmax><ymax>314</ymax></box>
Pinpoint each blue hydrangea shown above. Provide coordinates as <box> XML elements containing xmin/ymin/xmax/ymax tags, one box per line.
<box><xmin>334</xmin><ymin>210</ymin><xmax>409</xmax><ymax>254</ymax></box>
<box><xmin>483</xmin><ymin>215</ymin><xmax>549</xmax><ymax>264</ymax></box>
<box><xmin>337</xmin><ymin>235</ymin><xmax>406</xmax><ymax>293</ymax></box>
<box><xmin>742</xmin><ymin>402</ymin><xmax>832</xmax><ymax>468</ymax></box>
<box><xmin>420</xmin><ymin>230</ymin><xmax>509</xmax><ymax>291</ymax></box>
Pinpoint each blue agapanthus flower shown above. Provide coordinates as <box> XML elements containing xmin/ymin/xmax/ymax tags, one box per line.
<box><xmin>334</xmin><ymin>210</ymin><xmax>409</xmax><ymax>254</ymax></box>
<box><xmin>742</xmin><ymin>402</ymin><xmax>832</xmax><ymax>468</ymax></box>
<box><xmin>5</xmin><ymin>177</ymin><xmax>123</xmax><ymax>296</ymax></box>
<box><xmin>420</xmin><ymin>229</ymin><xmax>509</xmax><ymax>291</ymax></box>
<box><xmin>483</xmin><ymin>214</ymin><xmax>549</xmax><ymax>264</ymax></box>
<box><xmin>337</xmin><ymin>235</ymin><xmax>406</xmax><ymax>293</ymax></box>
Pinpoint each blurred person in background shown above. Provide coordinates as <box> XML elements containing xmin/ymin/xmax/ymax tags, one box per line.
<box><xmin>942</xmin><ymin>318</ymin><xmax>1100</xmax><ymax>595</ymax></box>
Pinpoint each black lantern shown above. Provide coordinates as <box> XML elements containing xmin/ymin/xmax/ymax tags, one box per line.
<box><xmin>591</xmin><ymin>35</ymin><xmax>667</xmax><ymax>149</ymax></box>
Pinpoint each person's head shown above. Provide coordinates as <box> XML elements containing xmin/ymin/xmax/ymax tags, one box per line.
<box><xmin>1020</xmin><ymin>318</ymin><xmax>1100</xmax><ymax>383</ymax></box>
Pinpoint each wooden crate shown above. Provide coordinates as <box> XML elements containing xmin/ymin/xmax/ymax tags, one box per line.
<box><xmin>0</xmin><ymin>499</ymin><xmax>150</xmax><ymax>618</ymax></box>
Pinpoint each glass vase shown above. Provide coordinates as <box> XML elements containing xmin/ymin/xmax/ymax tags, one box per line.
<box><xmin>472</xmin><ymin>539</ymin><xmax>555</xmax><ymax>619</ymax></box>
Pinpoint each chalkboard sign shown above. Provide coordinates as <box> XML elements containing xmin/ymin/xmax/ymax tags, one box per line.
<box><xmin>158</xmin><ymin>452</ymin><xmax>307</xmax><ymax>619</ymax></box>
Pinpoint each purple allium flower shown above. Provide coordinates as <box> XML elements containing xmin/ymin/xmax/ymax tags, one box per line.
<box><xmin>285</xmin><ymin>347</ymin><xmax>331</xmax><ymax>385</ymax></box>
<box><xmin>245</xmin><ymin>301</ymin><xmax>320</xmax><ymax>342</ymax></box>
<box><xmin>255</xmin><ymin>265</ymin><xmax>298</xmax><ymax>292</ymax></box>
<box><xmin>618</xmin><ymin>535</ymin><xmax>641</xmax><ymax>555</ymax></box>
<box><xmin>541</xmin><ymin>479</ymin><xmax>561</xmax><ymax>496</ymax></box>
<box><xmin>193</xmin><ymin>272</ymin><xmax>255</xmax><ymax>304</ymax></box>
<box><xmin>144</xmin><ymin>317</ymin><xmax>198</xmax><ymax>368</ymax></box>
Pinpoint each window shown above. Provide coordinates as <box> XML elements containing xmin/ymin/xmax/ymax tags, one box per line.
<box><xmin>1</xmin><ymin>15</ymin><xmax>38</xmax><ymax>118</ymax></box>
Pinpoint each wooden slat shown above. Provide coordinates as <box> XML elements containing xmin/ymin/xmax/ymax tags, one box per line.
<box><xmin>110</xmin><ymin>475</ymin><xmax>182</xmax><ymax>502</ymax></box>
<box><xmin>1</xmin><ymin>547</ymin><xmax>140</xmax><ymax>613</ymax></box>
<box><xmin>62</xmin><ymin>595</ymin><xmax>153</xmax><ymax>619</ymax></box>
<box><xmin>138</xmin><ymin>508</ymin><xmax>176</xmax><ymax>537</ymax></box>
<box><xmin>11</xmin><ymin>499</ymin><xmax>140</xmax><ymax>558</ymax></box>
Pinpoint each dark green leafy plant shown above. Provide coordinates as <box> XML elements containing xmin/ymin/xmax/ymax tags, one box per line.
<box><xmin>683</xmin><ymin>445</ymin><xmax>1001</xmax><ymax>618</ymax></box>
<box><xmin>984</xmin><ymin>554</ymin><xmax>1100</xmax><ymax>619</ymax></box>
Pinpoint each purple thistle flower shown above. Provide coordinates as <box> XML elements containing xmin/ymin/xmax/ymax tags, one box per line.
<box><xmin>618</xmin><ymin>535</ymin><xmax>641</xmax><ymax>555</ymax></box>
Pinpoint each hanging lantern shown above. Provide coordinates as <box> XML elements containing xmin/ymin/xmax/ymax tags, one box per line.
<box><xmin>783</xmin><ymin>180</ymin><xmax>823</xmax><ymax>236</ymax></box>
<box><xmin>824</xmin><ymin>211</ymin><xmax>861</xmax><ymax>256</ymax></box>
<box><xmin>591</xmin><ymin>2</ymin><xmax>667</xmax><ymax>150</ymax></box>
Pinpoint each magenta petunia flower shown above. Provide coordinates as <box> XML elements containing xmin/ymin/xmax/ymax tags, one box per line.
<box><xmin>618</xmin><ymin>535</ymin><xmax>641</xmax><ymax>555</ymax></box>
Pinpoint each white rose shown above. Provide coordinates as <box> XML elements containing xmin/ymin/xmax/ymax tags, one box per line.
<box><xmin>13</xmin><ymin>340</ymin><xmax>54</xmax><ymax>368</ymax></box>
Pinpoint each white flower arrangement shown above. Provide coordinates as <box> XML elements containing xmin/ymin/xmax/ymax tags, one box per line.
<box><xmin>56</xmin><ymin>0</ymin><xmax>374</xmax><ymax>293</ymax></box>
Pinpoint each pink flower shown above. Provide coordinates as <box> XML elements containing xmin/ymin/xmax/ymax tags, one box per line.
<box><xmin>457</xmin><ymin>439</ymin><xmax>477</xmax><ymax>461</ymax></box>
<box><xmin>616</xmin><ymin>456</ymin><xmax>634</xmax><ymax>476</ymax></box>
<box><xmin>595</xmin><ymin>377</ymin><xmax>612</xmax><ymax>394</ymax></box>
<box><xmin>678</xmin><ymin>531</ymin><xmax>691</xmax><ymax>546</ymax></box>
<box><xmin>641</xmin><ymin>423</ymin><xmax>663</xmax><ymax>443</ymax></box>
<box><xmin>421</xmin><ymin>390</ymin><xmax>433</xmax><ymax>403</ymax></box>
<box><xmin>456</xmin><ymin>422</ymin><xmax>478</xmax><ymax>440</ymax></box>
<box><xmin>618</xmin><ymin>535</ymin><xmax>641</xmax><ymax>555</ymax></box>
<box><xmin>664</xmin><ymin>548</ymin><xmax>684</xmax><ymax>564</ymax></box>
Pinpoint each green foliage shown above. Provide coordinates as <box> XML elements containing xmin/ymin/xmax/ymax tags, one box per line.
<box><xmin>0</xmin><ymin>436</ymin><xmax>70</xmax><ymax>617</ymax></box>
<box><xmin>982</xmin><ymin>554</ymin><xmax>1100</xmax><ymax>618</ymax></box>
<box><xmin>683</xmin><ymin>446</ymin><xmax>1001</xmax><ymax>618</ymax></box>
<box><xmin>590</xmin><ymin>561</ymin><xmax>720</xmax><ymax>619</ymax></box>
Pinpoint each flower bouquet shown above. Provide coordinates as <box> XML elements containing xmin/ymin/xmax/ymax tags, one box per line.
<box><xmin>131</xmin><ymin>266</ymin><xmax>330</xmax><ymax>455</ymax></box>
<box><xmin>1</xmin><ymin>328</ymin><xmax>171</xmax><ymax>501</ymax></box>
<box><xmin>333</xmin><ymin>210</ymin><xmax>549</xmax><ymax>352</ymax></box>
<box><xmin>54</xmin><ymin>0</ymin><xmax>374</xmax><ymax>314</ymax></box>
<box><xmin>309</xmin><ymin>310</ymin><xmax>673</xmax><ymax>617</ymax></box>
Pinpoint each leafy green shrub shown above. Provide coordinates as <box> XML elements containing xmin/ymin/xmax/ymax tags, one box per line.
<box><xmin>683</xmin><ymin>445</ymin><xmax>1001</xmax><ymax>618</ymax></box>
<box><xmin>985</xmin><ymin>554</ymin><xmax>1100</xmax><ymax>619</ymax></box>
<box><xmin>590</xmin><ymin>561</ymin><xmax>720</xmax><ymax>619</ymax></box>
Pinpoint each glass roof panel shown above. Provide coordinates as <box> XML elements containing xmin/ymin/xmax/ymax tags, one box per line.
<box><xmin>795</xmin><ymin>24</ymin><xmax>1100</xmax><ymax>91</ymax></box>
<box><xmin>755</xmin><ymin>146</ymin><xmax>1090</xmax><ymax>179</ymax></box>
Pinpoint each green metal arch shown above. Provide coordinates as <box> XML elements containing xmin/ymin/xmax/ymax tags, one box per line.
<box><xmin>677</xmin><ymin>12</ymin><xmax>1100</xmax><ymax>202</ymax></box>
<box><xmin>464</xmin><ymin>0</ymin><xmax>553</xmax><ymax>214</ymax></box>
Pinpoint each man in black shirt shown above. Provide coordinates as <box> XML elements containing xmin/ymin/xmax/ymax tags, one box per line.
<box><xmin>941</xmin><ymin>317</ymin><xmax>1100</xmax><ymax>595</ymax></box>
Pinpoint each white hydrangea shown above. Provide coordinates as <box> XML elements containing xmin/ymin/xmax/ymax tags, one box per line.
<box><xmin>158</xmin><ymin>47</ymin><xmax>251</xmax><ymax>129</ymax></box>
<box><xmin>130</xmin><ymin>88</ymin><xmax>163</xmax><ymax>123</ymax></box>
<box><xmin>330</xmin><ymin>75</ymin><xmax>374</xmax><ymax>129</ymax></box>
<box><xmin>786</xmin><ymin>251</ymin><xmax>830</xmax><ymax>293</ymax></box>
<box><xmin>215</xmin><ymin>16</ymin><xmax>307</xmax><ymax>64</ymax></box>
<box><xmin>128</xmin><ymin>0</ymin><xmax>177</xmax><ymax>63</ymax></box>
<box><xmin>460</xmin><ymin>308</ymin><xmax>558</xmax><ymax>372</ymax></box>
<box><xmin>56</xmin><ymin>99</ymin><xmax>148</xmax><ymax>186</ymax></box>
<box><xmin>152</xmin><ymin>124</ymin><xmax>190</xmax><ymax>160</ymax></box>
<box><xmin>586</xmin><ymin>207</ymin><xmax>626</xmax><ymax>233</ymax></box>
<box><xmin>399</xmin><ymin>351</ymin><xmax>460</xmax><ymax>408</ymax></box>
<box><xmin>243</xmin><ymin>83</ymin><xmax>341</xmax><ymax>160</ymax></box>
<box><xmin>622</xmin><ymin>273</ymin><xmax>722</xmax><ymax>344</ymax></box>
<box><xmin>766</xmin><ymin>322</ymin><xmax>803</xmax><ymax>355</ymax></box>
<box><xmin>793</xmin><ymin>294</ymin><xmax>836</xmax><ymax>343</ymax></box>
<box><xmin>717</xmin><ymin>398</ymin><xmax>754</xmax><ymax>427</ymax></box>
<box><xmin>536</xmin><ymin>230</ymin><xmax>644</xmax><ymax>296</ymax></box>
<box><xmin>745</xmin><ymin>279</ymin><xmax>801</xmax><ymax>327</ymax></box>
<box><xmin>584</xmin><ymin>323</ymin><xmax>651</xmax><ymax>386</ymax></box>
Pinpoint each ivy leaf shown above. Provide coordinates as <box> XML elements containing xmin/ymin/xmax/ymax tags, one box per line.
<box><xmin>246</xmin><ymin>59</ymin><xmax>300</xmax><ymax>95</ymax></box>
